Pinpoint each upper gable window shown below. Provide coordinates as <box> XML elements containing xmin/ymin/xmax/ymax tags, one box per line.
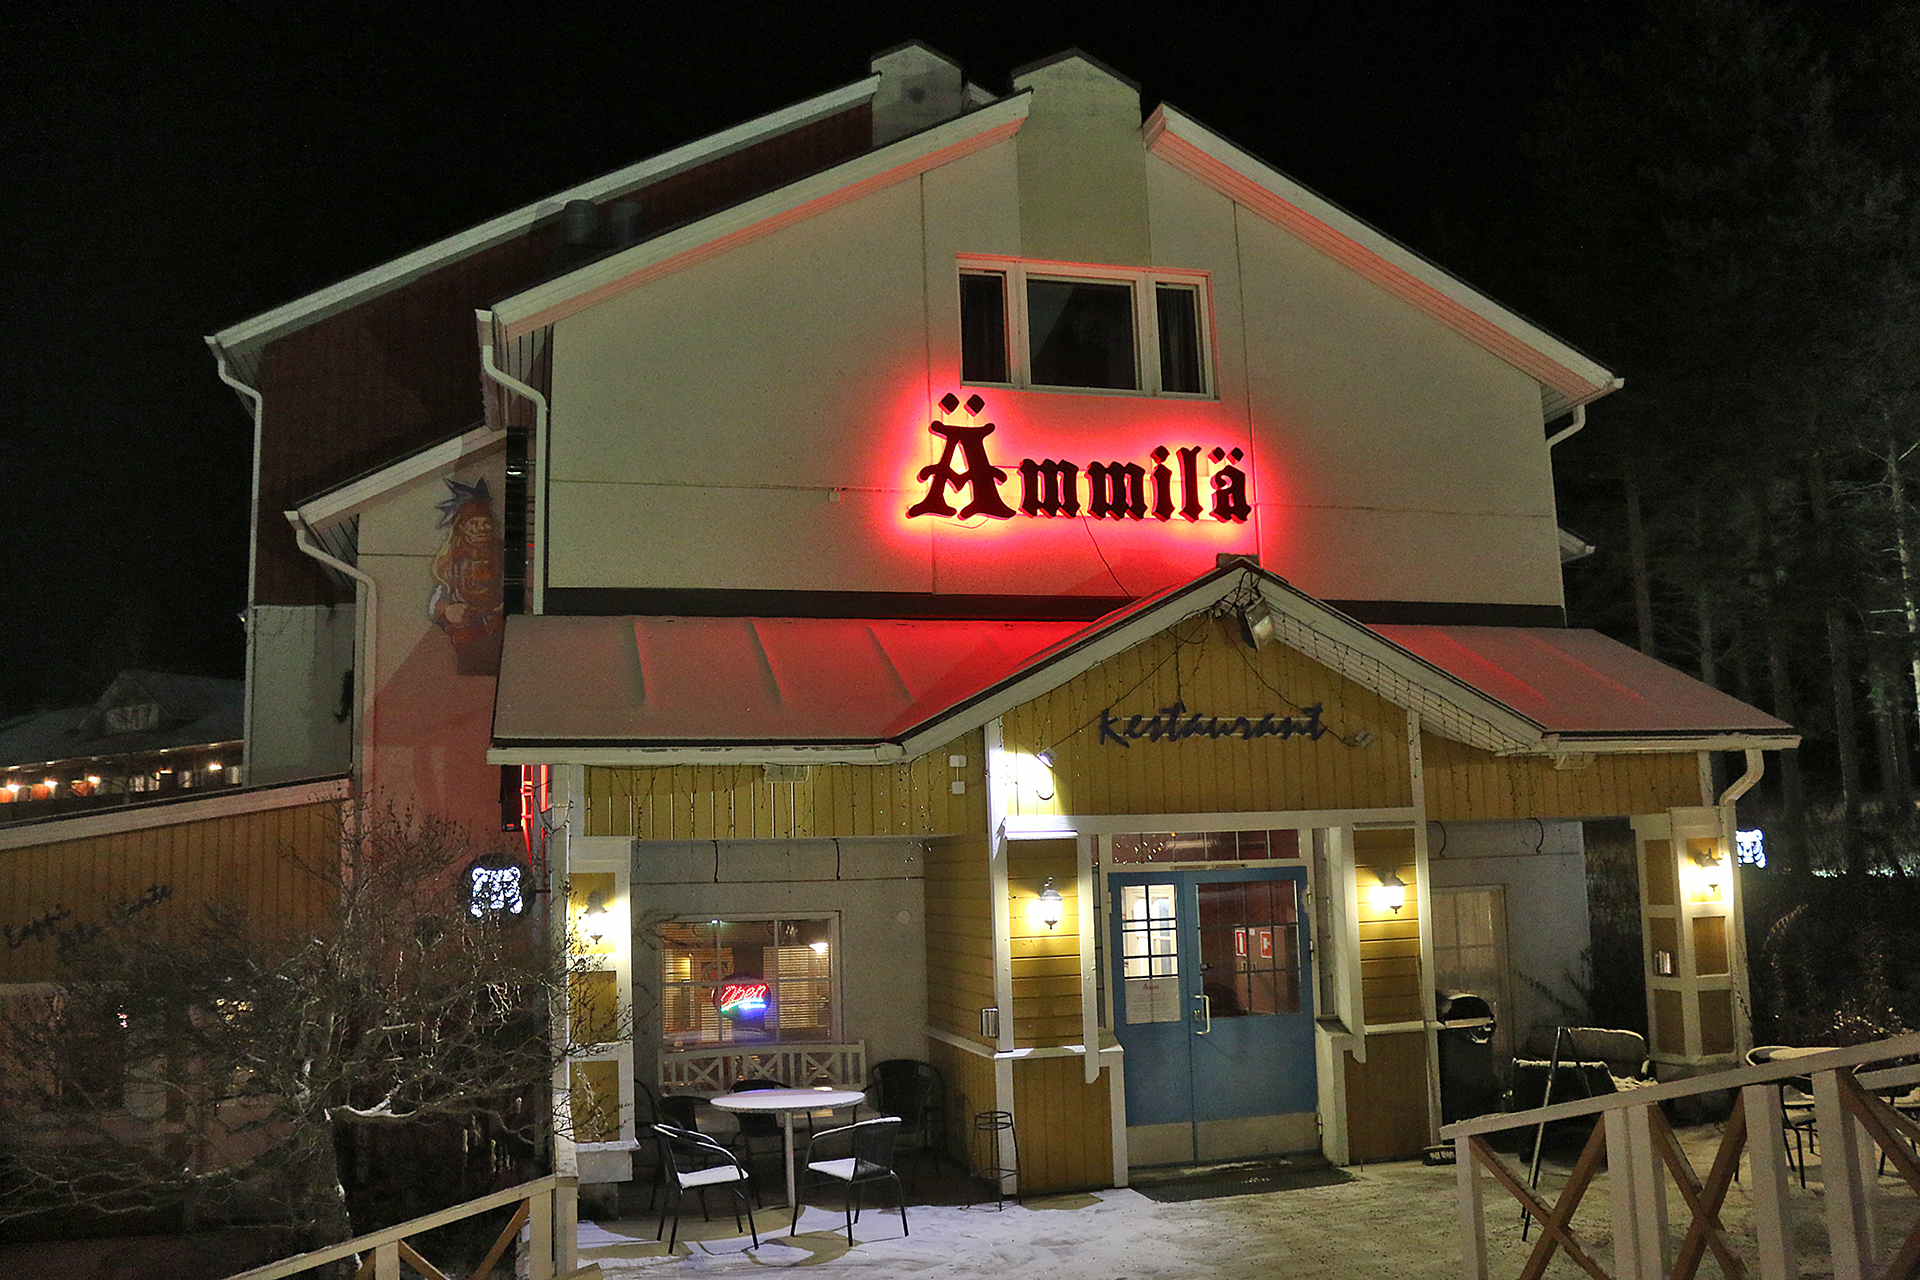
<box><xmin>959</xmin><ymin>259</ymin><xmax>1214</xmax><ymax>398</ymax></box>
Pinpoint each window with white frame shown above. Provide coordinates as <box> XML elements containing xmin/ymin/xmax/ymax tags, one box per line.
<box><xmin>960</xmin><ymin>259</ymin><xmax>1213</xmax><ymax>396</ymax></box>
<box><xmin>658</xmin><ymin>916</ymin><xmax>836</xmax><ymax>1048</ymax></box>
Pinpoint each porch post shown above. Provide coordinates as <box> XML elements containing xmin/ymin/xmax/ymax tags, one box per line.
<box><xmin>1632</xmin><ymin>808</ymin><xmax>1743</xmax><ymax>1073</ymax></box>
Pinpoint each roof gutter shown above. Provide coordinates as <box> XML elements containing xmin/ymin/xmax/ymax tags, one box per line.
<box><xmin>208</xmin><ymin>338</ymin><xmax>265</xmax><ymax>784</ymax></box>
<box><xmin>287</xmin><ymin>511</ymin><xmax>376</xmax><ymax>791</ymax></box>
<box><xmin>1718</xmin><ymin>746</ymin><xmax>1766</xmax><ymax>807</ymax></box>
<box><xmin>478</xmin><ymin>313</ymin><xmax>550</xmax><ymax>613</ymax></box>
<box><xmin>1547</xmin><ymin>404</ymin><xmax>1586</xmax><ymax>449</ymax></box>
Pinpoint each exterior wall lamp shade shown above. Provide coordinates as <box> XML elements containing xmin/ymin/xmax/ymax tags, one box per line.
<box><xmin>583</xmin><ymin>890</ymin><xmax>609</xmax><ymax>943</ymax></box>
<box><xmin>1039</xmin><ymin>878</ymin><xmax>1064</xmax><ymax>930</ymax></box>
<box><xmin>1374</xmin><ymin>870</ymin><xmax>1407</xmax><ymax>915</ymax></box>
<box><xmin>1690</xmin><ymin>843</ymin><xmax>1727</xmax><ymax>896</ymax></box>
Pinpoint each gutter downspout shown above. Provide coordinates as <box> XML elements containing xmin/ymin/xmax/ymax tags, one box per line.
<box><xmin>287</xmin><ymin>512</ymin><xmax>377</xmax><ymax>795</ymax></box>
<box><xmin>1718</xmin><ymin>747</ymin><xmax>1765</xmax><ymax>808</ymax></box>
<box><xmin>207</xmin><ymin>340</ymin><xmax>265</xmax><ymax>783</ymax></box>
<box><xmin>1719</xmin><ymin>746</ymin><xmax>1765</xmax><ymax>1057</ymax></box>
<box><xmin>1546</xmin><ymin>404</ymin><xmax>1587</xmax><ymax>449</ymax></box>
<box><xmin>476</xmin><ymin>312</ymin><xmax>551</xmax><ymax>614</ymax></box>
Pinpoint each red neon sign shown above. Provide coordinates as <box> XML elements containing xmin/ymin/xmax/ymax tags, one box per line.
<box><xmin>906</xmin><ymin>393</ymin><xmax>1250</xmax><ymax>524</ymax></box>
<box><xmin>715</xmin><ymin>982</ymin><xmax>770</xmax><ymax>1017</ymax></box>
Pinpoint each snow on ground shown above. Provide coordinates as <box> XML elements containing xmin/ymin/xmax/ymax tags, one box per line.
<box><xmin>575</xmin><ymin>1164</ymin><xmax>1474</xmax><ymax>1280</ymax></box>
<box><xmin>577</xmin><ymin>1126</ymin><xmax>1920</xmax><ymax>1280</ymax></box>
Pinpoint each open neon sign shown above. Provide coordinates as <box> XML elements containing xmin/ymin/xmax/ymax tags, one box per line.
<box><xmin>715</xmin><ymin>982</ymin><xmax>769</xmax><ymax>1018</ymax></box>
<box><xmin>907</xmin><ymin>393</ymin><xmax>1250</xmax><ymax>524</ymax></box>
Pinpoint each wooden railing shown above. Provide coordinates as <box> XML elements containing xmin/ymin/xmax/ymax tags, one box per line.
<box><xmin>1443</xmin><ymin>1033</ymin><xmax>1920</xmax><ymax>1280</ymax></box>
<box><xmin>224</xmin><ymin>1175</ymin><xmax>591</xmax><ymax>1280</ymax></box>
<box><xmin>658</xmin><ymin>1040</ymin><xmax>866</xmax><ymax>1094</ymax></box>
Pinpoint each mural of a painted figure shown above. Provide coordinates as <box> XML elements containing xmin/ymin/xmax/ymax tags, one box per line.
<box><xmin>430</xmin><ymin>477</ymin><xmax>504</xmax><ymax>673</ymax></box>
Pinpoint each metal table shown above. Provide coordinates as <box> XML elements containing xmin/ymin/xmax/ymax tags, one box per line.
<box><xmin>710</xmin><ymin>1087</ymin><xmax>866</xmax><ymax>1209</ymax></box>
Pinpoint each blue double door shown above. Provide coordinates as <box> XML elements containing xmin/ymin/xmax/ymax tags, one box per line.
<box><xmin>1110</xmin><ymin>866</ymin><xmax>1316</xmax><ymax>1164</ymax></box>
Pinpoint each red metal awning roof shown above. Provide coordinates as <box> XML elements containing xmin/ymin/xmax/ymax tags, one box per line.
<box><xmin>1371</xmin><ymin>624</ymin><xmax>1791</xmax><ymax>739</ymax></box>
<box><xmin>491</xmin><ymin>615</ymin><xmax>1084</xmax><ymax>749</ymax></box>
<box><xmin>491</xmin><ymin>569</ymin><xmax>1794</xmax><ymax>763</ymax></box>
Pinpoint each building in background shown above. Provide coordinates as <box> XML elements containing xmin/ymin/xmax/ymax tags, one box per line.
<box><xmin>0</xmin><ymin>670</ymin><xmax>243</xmax><ymax>819</ymax></box>
<box><xmin>205</xmin><ymin>43</ymin><xmax>1794</xmax><ymax>1192</ymax></box>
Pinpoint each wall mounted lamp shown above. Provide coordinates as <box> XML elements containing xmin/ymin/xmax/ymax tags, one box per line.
<box><xmin>1373</xmin><ymin>869</ymin><xmax>1407</xmax><ymax>915</ymax></box>
<box><xmin>583</xmin><ymin>890</ymin><xmax>610</xmax><ymax>944</ymax></box>
<box><xmin>1690</xmin><ymin>845</ymin><xmax>1726</xmax><ymax>897</ymax></box>
<box><xmin>1038</xmin><ymin>878</ymin><xmax>1064</xmax><ymax>930</ymax></box>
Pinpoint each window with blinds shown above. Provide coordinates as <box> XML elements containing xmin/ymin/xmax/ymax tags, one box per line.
<box><xmin>659</xmin><ymin>917</ymin><xmax>837</xmax><ymax>1048</ymax></box>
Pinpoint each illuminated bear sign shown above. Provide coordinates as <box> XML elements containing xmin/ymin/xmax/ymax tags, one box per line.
<box><xmin>906</xmin><ymin>394</ymin><xmax>1251</xmax><ymax>523</ymax></box>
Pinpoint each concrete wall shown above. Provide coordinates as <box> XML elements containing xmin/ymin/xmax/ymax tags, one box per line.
<box><xmin>1426</xmin><ymin>818</ymin><xmax>1591</xmax><ymax>1050</ymax></box>
<box><xmin>629</xmin><ymin>837</ymin><xmax>928</xmax><ymax>1092</ymax></box>
<box><xmin>245</xmin><ymin>603</ymin><xmax>354</xmax><ymax>785</ymax></box>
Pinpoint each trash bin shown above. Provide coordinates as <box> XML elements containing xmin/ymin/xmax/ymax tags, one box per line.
<box><xmin>1436</xmin><ymin>991</ymin><xmax>1500</xmax><ymax>1124</ymax></box>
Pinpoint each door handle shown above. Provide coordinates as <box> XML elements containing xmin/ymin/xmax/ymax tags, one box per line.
<box><xmin>1194</xmin><ymin>992</ymin><xmax>1212</xmax><ymax>1035</ymax></box>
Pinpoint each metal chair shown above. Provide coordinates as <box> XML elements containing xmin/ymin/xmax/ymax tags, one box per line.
<box><xmin>790</xmin><ymin>1116</ymin><xmax>908</xmax><ymax>1244</ymax></box>
<box><xmin>1748</xmin><ymin>1045</ymin><xmax>1819</xmax><ymax>1187</ymax></box>
<box><xmin>651</xmin><ymin>1122</ymin><xmax>759</xmax><ymax>1251</ymax></box>
<box><xmin>633</xmin><ymin>1079</ymin><xmax>663</xmax><ymax>1211</ymax></box>
<box><xmin>658</xmin><ymin>1093</ymin><xmax>703</xmax><ymax>1131</ymax></box>
<box><xmin>867</xmin><ymin>1060</ymin><xmax>940</xmax><ymax>1189</ymax></box>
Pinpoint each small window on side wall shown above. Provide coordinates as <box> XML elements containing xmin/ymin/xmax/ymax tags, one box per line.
<box><xmin>1156</xmin><ymin>284</ymin><xmax>1204</xmax><ymax>395</ymax></box>
<box><xmin>960</xmin><ymin>273</ymin><xmax>1009</xmax><ymax>383</ymax></box>
<box><xmin>959</xmin><ymin>260</ymin><xmax>1213</xmax><ymax>397</ymax></box>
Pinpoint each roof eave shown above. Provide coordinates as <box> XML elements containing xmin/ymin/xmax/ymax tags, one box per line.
<box><xmin>489</xmin><ymin>92</ymin><xmax>1033</xmax><ymax>340</ymax></box>
<box><xmin>207</xmin><ymin>74</ymin><xmax>884</xmax><ymax>374</ymax></box>
<box><xmin>488</xmin><ymin>741</ymin><xmax>909</xmax><ymax>767</ymax></box>
<box><xmin>293</xmin><ymin>421</ymin><xmax>507</xmax><ymax>528</ymax></box>
<box><xmin>1529</xmin><ymin>732</ymin><xmax>1801</xmax><ymax>756</ymax></box>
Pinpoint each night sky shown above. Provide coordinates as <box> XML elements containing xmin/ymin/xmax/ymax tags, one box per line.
<box><xmin>1</xmin><ymin>2</ymin><xmax>1638</xmax><ymax>719</ymax></box>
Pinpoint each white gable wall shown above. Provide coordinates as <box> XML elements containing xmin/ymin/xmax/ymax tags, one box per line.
<box><xmin>538</xmin><ymin>61</ymin><xmax>1566</xmax><ymax>610</ymax></box>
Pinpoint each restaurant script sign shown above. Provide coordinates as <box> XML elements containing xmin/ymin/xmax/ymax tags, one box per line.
<box><xmin>1101</xmin><ymin>700</ymin><xmax>1327</xmax><ymax>747</ymax></box>
<box><xmin>907</xmin><ymin>393</ymin><xmax>1251</xmax><ymax>523</ymax></box>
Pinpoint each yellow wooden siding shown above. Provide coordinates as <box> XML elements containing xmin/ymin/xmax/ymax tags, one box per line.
<box><xmin>1008</xmin><ymin>840</ymin><xmax>1081</xmax><ymax>1049</ymax></box>
<box><xmin>1010</xmin><ymin>1054</ymin><xmax>1112</xmax><ymax>1192</ymax></box>
<box><xmin>1354</xmin><ymin>828</ymin><xmax>1423</xmax><ymax>1027</ymax></box>
<box><xmin>1422</xmin><ymin>735</ymin><xmax>1700</xmax><ymax>822</ymax></box>
<box><xmin>583</xmin><ymin>731</ymin><xmax>988</xmax><ymax>839</ymax></box>
<box><xmin>999</xmin><ymin>619</ymin><xmax>1412</xmax><ymax>818</ymax></box>
<box><xmin>1343</xmin><ymin>1030</ymin><xmax>1431</xmax><ymax>1161</ymax></box>
<box><xmin>924</xmin><ymin>834</ymin><xmax>996</xmax><ymax>1047</ymax></box>
<box><xmin>929</xmin><ymin>1039</ymin><xmax>999</xmax><ymax>1165</ymax></box>
<box><xmin>0</xmin><ymin>800</ymin><xmax>341</xmax><ymax>983</ymax></box>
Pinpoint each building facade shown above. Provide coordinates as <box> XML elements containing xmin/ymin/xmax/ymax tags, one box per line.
<box><xmin>207</xmin><ymin>45</ymin><xmax>1793</xmax><ymax>1191</ymax></box>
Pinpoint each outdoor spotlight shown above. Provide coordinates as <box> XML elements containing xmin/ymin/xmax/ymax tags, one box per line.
<box><xmin>1238</xmin><ymin>598</ymin><xmax>1277</xmax><ymax>650</ymax></box>
<box><xmin>1374</xmin><ymin>870</ymin><xmax>1407</xmax><ymax>915</ymax></box>
<box><xmin>1039</xmin><ymin>878</ymin><xmax>1064</xmax><ymax>930</ymax></box>
<box><xmin>1036</xmin><ymin>748</ymin><xmax>1056</xmax><ymax>768</ymax></box>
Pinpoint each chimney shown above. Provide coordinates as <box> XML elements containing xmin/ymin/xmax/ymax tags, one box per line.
<box><xmin>869</xmin><ymin>42</ymin><xmax>967</xmax><ymax>147</ymax></box>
